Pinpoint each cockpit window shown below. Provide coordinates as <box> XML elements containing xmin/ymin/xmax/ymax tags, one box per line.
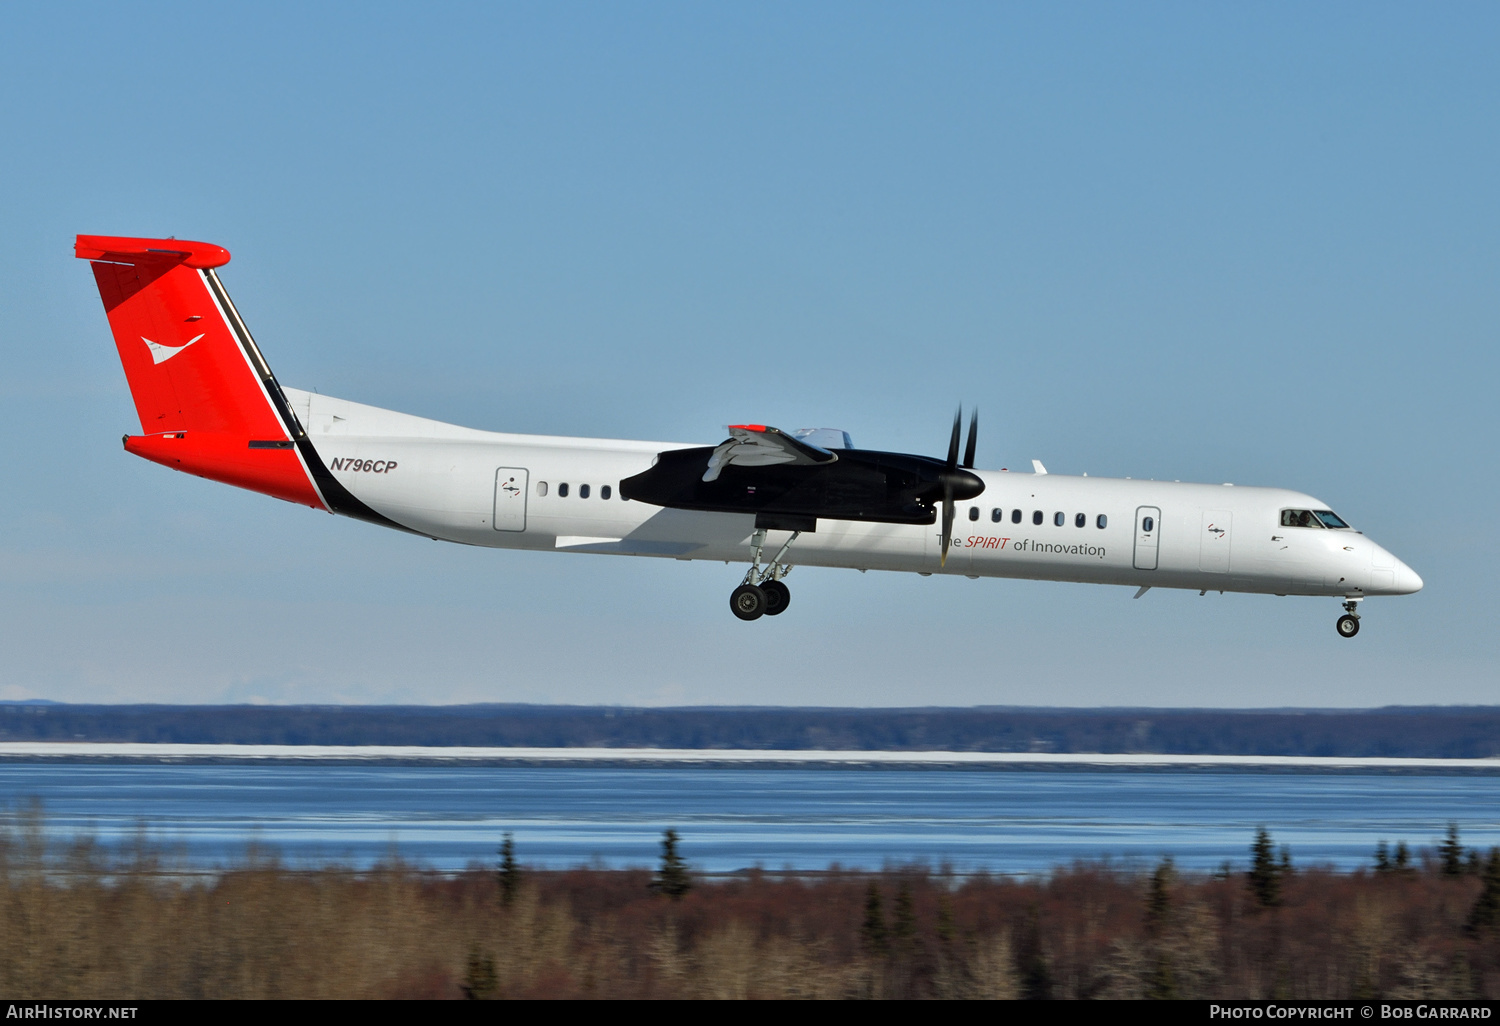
<box><xmin>1313</xmin><ymin>510</ymin><xmax>1350</xmax><ymax>529</ymax></box>
<box><xmin>1280</xmin><ymin>509</ymin><xmax>1321</xmax><ymax>528</ymax></box>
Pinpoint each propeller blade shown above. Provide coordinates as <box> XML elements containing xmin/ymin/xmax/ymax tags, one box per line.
<box><xmin>940</xmin><ymin>479</ymin><xmax>954</xmax><ymax>567</ymax></box>
<box><xmin>946</xmin><ymin>407</ymin><xmax>962</xmax><ymax>470</ymax></box>
<box><xmin>962</xmin><ymin>408</ymin><xmax>978</xmax><ymax>469</ymax></box>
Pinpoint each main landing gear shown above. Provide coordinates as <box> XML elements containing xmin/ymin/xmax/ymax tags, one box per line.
<box><xmin>1336</xmin><ymin>598</ymin><xmax>1362</xmax><ymax>639</ymax></box>
<box><xmin>729</xmin><ymin>529</ymin><xmax>800</xmax><ymax>621</ymax></box>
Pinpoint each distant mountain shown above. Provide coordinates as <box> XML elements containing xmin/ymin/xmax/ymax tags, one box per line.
<box><xmin>1</xmin><ymin>704</ymin><xmax>1498</xmax><ymax>758</ymax></box>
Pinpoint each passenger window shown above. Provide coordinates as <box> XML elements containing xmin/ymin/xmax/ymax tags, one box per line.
<box><xmin>602</xmin><ymin>485</ymin><xmax>612</xmax><ymax>500</ymax></box>
<box><xmin>1075</xmin><ymin>513</ymin><xmax>1085</xmax><ymax>528</ymax></box>
<box><xmin>969</xmin><ymin>506</ymin><xmax>979</xmax><ymax>521</ymax></box>
<box><xmin>991</xmin><ymin>508</ymin><xmax>1003</xmax><ymax>523</ymax></box>
<box><xmin>1012</xmin><ymin>509</ymin><xmax>1022</xmax><ymax>524</ymax></box>
<box><xmin>1142</xmin><ymin>516</ymin><xmax>1154</xmax><ymax>533</ymax></box>
<box><xmin>1280</xmin><ymin>509</ymin><xmax>1319</xmax><ymax>528</ymax></box>
<box><xmin>1054</xmin><ymin>512</ymin><xmax>1065</xmax><ymax>527</ymax></box>
<box><xmin>1032</xmin><ymin>510</ymin><xmax>1043</xmax><ymax>525</ymax></box>
<box><xmin>558</xmin><ymin>483</ymin><xmax>569</xmax><ymax>498</ymax></box>
<box><xmin>536</xmin><ymin>481</ymin><xmax>548</xmax><ymax>497</ymax></box>
<box><xmin>1096</xmin><ymin>514</ymin><xmax>1107</xmax><ymax>529</ymax></box>
<box><xmin>580</xmin><ymin>484</ymin><xmax>591</xmax><ymax>499</ymax></box>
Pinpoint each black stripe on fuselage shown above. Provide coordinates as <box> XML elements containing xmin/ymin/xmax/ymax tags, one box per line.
<box><xmin>201</xmin><ymin>269</ymin><xmax>417</xmax><ymax>534</ymax></box>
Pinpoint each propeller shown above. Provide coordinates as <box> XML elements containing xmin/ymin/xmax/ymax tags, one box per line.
<box><xmin>938</xmin><ymin>406</ymin><xmax>983</xmax><ymax>567</ymax></box>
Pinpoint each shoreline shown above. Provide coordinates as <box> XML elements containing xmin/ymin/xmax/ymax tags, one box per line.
<box><xmin>3</xmin><ymin>741</ymin><xmax>1500</xmax><ymax>770</ymax></box>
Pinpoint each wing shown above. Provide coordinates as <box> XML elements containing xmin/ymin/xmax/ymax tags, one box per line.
<box><xmin>702</xmin><ymin>424</ymin><xmax>838</xmax><ymax>482</ymax></box>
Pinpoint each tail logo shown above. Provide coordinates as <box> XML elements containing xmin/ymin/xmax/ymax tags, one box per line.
<box><xmin>143</xmin><ymin>333</ymin><xmax>205</xmax><ymax>365</ymax></box>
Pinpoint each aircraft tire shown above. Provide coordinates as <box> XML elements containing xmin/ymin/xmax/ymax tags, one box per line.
<box><xmin>1336</xmin><ymin>614</ymin><xmax>1360</xmax><ymax>638</ymax></box>
<box><xmin>762</xmin><ymin>580</ymin><xmax>791</xmax><ymax>616</ymax></box>
<box><xmin>731</xmin><ymin>584</ymin><xmax>768</xmax><ymax>621</ymax></box>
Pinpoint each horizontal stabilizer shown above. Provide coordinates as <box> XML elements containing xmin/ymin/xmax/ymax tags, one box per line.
<box><xmin>75</xmin><ymin>235</ymin><xmax>230</xmax><ymax>269</ymax></box>
<box><xmin>792</xmin><ymin>427</ymin><xmax>853</xmax><ymax>450</ymax></box>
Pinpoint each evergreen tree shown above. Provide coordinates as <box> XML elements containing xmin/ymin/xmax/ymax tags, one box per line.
<box><xmin>1016</xmin><ymin>905</ymin><xmax>1053</xmax><ymax>1000</ymax></box>
<box><xmin>1146</xmin><ymin>857</ymin><xmax>1174</xmax><ymax>934</ymax></box>
<box><xmin>1248</xmin><ymin>827</ymin><xmax>1282</xmax><ymax>907</ymax></box>
<box><xmin>1394</xmin><ymin>841</ymin><xmax>1412</xmax><ymax>875</ymax></box>
<box><xmin>463</xmin><ymin>945</ymin><xmax>497</xmax><ymax>999</ymax></box>
<box><xmin>497</xmin><ymin>832</ymin><xmax>519</xmax><ymax>906</ymax></box>
<box><xmin>861</xmin><ymin>882</ymin><xmax>889</xmax><ymax>956</ymax></box>
<box><xmin>1373</xmin><ymin>840</ymin><xmax>1391</xmax><ymax>874</ymax></box>
<box><xmin>1440</xmin><ymin>823</ymin><xmax>1465</xmax><ymax>877</ymax></box>
<box><xmin>1143</xmin><ymin>855</ymin><xmax>1179</xmax><ymax>998</ymax></box>
<box><xmin>1145</xmin><ymin>949</ymin><xmax>1178</xmax><ymax>1000</ymax></box>
<box><xmin>1466</xmin><ymin>848</ymin><xmax>1500</xmax><ymax>935</ymax></box>
<box><xmin>936</xmin><ymin>892</ymin><xmax>955</xmax><ymax>945</ymax></box>
<box><xmin>893</xmin><ymin>881</ymin><xmax>916</xmax><ymax>948</ymax></box>
<box><xmin>652</xmin><ymin>828</ymin><xmax>692</xmax><ymax>899</ymax></box>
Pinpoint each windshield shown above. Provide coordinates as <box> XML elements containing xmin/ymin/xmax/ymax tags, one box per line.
<box><xmin>1314</xmin><ymin>509</ymin><xmax>1351</xmax><ymax>529</ymax></box>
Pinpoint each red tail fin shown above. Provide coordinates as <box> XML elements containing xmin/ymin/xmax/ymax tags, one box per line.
<box><xmin>77</xmin><ymin>235</ymin><xmax>326</xmax><ymax>509</ymax></box>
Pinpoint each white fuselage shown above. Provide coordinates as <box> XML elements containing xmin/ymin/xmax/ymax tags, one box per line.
<box><xmin>285</xmin><ymin>388</ymin><xmax>1422</xmax><ymax>600</ymax></box>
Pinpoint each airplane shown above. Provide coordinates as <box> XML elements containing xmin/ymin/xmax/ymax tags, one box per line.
<box><xmin>76</xmin><ymin>234</ymin><xmax>1422</xmax><ymax>637</ymax></box>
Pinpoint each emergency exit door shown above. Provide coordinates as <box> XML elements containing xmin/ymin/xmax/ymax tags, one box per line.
<box><xmin>1133</xmin><ymin>506</ymin><xmax>1161</xmax><ymax>570</ymax></box>
<box><xmin>493</xmin><ymin>468</ymin><xmax>529</xmax><ymax>532</ymax></box>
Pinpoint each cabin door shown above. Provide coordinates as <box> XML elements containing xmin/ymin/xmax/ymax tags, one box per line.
<box><xmin>1200</xmin><ymin>509</ymin><xmax>1233</xmax><ymax>573</ymax></box>
<box><xmin>1133</xmin><ymin>506</ymin><xmax>1161</xmax><ymax>570</ymax></box>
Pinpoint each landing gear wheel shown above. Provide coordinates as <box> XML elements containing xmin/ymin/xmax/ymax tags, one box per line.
<box><xmin>761</xmin><ymin>580</ymin><xmax>791</xmax><ymax>616</ymax></box>
<box><xmin>731</xmin><ymin>584</ymin><xmax>768</xmax><ymax>621</ymax></box>
<box><xmin>1336</xmin><ymin>614</ymin><xmax>1360</xmax><ymax>638</ymax></box>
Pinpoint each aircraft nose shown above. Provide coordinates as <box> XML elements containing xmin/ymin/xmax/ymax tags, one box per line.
<box><xmin>1396</xmin><ymin>561</ymin><xmax>1424</xmax><ymax>595</ymax></box>
<box><xmin>1370</xmin><ymin>544</ymin><xmax>1423</xmax><ymax>595</ymax></box>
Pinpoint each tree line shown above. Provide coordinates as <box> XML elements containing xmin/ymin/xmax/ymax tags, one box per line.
<box><xmin>2</xmin><ymin>811</ymin><xmax>1500</xmax><ymax>999</ymax></box>
<box><xmin>4</xmin><ymin>703</ymin><xmax>1500</xmax><ymax>757</ymax></box>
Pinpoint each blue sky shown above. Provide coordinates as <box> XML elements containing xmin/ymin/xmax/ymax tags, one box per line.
<box><xmin>1</xmin><ymin>2</ymin><xmax>1495</xmax><ymax>706</ymax></box>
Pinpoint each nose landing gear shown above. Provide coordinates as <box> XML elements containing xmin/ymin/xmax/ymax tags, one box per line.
<box><xmin>728</xmin><ymin>529</ymin><xmax>800</xmax><ymax>621</ymax></box>
<box><xmin>1336</xmin><ymin>598</ymin><xmax>1361</xmax><ymax>638</ymax></box>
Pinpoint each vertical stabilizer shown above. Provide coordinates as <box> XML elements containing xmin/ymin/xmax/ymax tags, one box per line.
<box><xmin>76</xmin><ymin>235</ymin><xmax>327</xmax><ymax>509</ymax></box>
